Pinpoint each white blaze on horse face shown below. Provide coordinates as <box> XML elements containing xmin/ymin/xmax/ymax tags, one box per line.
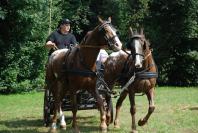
<box><xmin>134</xmin><ymin>39</ymin><xmax>143</xmax><ymax>68</ymax></box>
<box><xmin>106</xmin><ymin>25</ymin><xmax>122</xmax><ymax>51</ymax></box>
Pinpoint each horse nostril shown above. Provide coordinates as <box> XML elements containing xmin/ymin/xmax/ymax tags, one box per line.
<box><xmin>114</xmin><ymin>42</ymin><xmax>118</xmax><ymax>46</ymax></box>
<box><xmin>135</xmin><ymin>64</ymin><xmax>141</xmax><ymax>68</ymax></box>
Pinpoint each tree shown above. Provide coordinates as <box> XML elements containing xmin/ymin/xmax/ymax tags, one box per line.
<box><xmin>148</xmin><ymin>0</ymin><xmax>198</xmax><ymax>86</ymax></box>
<box><xmin>0</xmin><ymin>0</ymin><xmax>49</xmax><ymax>93</ymax></box>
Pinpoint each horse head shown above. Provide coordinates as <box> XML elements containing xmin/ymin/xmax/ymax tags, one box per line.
<box><xmin>127</xmin><ymin>27</ymin><xmax>150</xmax><ymax>68</ymax></box>
<box><xmin>83</xmin><ymin>16</ymin><xmax>122</xmax><ymax>51</ymax></box>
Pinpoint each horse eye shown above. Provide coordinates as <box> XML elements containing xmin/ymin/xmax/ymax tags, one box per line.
<box><xmin>116</xmin><ymin>31</ymin><xmax>120</xmax><ymax>36</ymax></box>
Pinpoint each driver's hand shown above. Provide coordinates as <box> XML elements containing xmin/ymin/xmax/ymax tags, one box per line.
<box><xmin>51</xmin><ymin>43</ymin><xmax>58</xmax><ymax>50</ymax></box>
<box><xmin>45</xmin><ymin>41</ymin><xmax>58</xmax><ymax>50</ymax></box>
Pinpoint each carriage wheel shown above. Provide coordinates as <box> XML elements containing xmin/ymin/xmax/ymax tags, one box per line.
<box><xmin>43</xmin><ymin>87</ymin><xmax>51</xmax><ymax>127</ymax></box>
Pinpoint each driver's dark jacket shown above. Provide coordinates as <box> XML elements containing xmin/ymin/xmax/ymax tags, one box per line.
<box><xmin>46</xmin><ymin>29</ymin><xmax>77</xmax><ymax>55</ymax></box>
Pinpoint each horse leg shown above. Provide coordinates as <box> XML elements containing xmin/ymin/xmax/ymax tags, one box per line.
<box><xmin>138</xmin><ymin>88</ymin><xmax>155</xmax><ymax>126</ymax></box>
<box><xmin>114</xmin><ymin>90</ymin><xmax>128</xmax><ymax>128</ymax></box>
<box><xmin>129</xmin><ymin>93</ymin><xmax>137</xmax><ymax>133</ymax></box>
<box><xmin>105</xmin><ymin>95</ymin><xmax>113</xmax><ymax>126</ymax></box>
<box><xmin>59</xmin><ymin>107</ymin><xmax>66</xmax><ymax>129</ymax></box>
<box><xmin>92</xmin><ymin>89</ymin><xmax>107</xmax><ymax>132</ymax></box>
<box><xmin>71</xmin><ymin>93</ymin><xmax>80</xmax><ymax>133</ymax></box>
<box><xmin>50</xmin><ymin>81</ymin><xmax>62</xmax><ymax>132</ymax></box>
<box><xmin>51</xmin><ymin>96</ymin><xmax>61</xmax><ymax>132</ymax></box>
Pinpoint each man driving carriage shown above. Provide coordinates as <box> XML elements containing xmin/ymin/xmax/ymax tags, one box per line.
<box><xmin>45</xmin><ymin>18</ymin><xmax>109</xmax><ymax>83</ymax></box>
<box><xmin>45</xmin><ymin>18</ymin><xmax>78</xmax><ymax>55</ymax></box>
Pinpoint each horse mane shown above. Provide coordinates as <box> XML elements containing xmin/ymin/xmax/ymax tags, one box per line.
<box><xmin>80</xmin><ymin>31</ymin><xmax>92</xmax><ymax>45</ymax></box>
<box><xmin>145</xmin><ymin>38</ymin><xmax>151</xmax><ymax>50</ymax></box>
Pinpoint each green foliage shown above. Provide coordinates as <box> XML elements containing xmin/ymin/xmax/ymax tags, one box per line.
<box><xmin>118</xmin><ymin>0</ymin><xmax>150</xmax><ymax>43</ymax></box>
<box><xmin>0</xmin><ymin>7</ymin><xmax>7</xmax><ymax>19</ymax></box>
<box><xmin>0</xmin><ymin>0</ymin><xmax>197</xmax><ymax>94</ymax></box>
<box><xmin>0</xmin><ymin>0</ymin><xmax>48</xmax><ymax>94</ymax></box>
<box><xmin>147</xmin><ymin>0</ymin><xmax>198</xmax><ymax>86</ymax></box>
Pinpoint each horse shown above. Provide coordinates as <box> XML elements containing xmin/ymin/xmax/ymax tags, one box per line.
<box><xmin>103</xmin><ymin>27</ymin><xmax>158</xmax><ymax>133</ymax></box>
<box><xmin>45</xmin><ymin>16</ymin><xmax>122</xmax><ymax>133</ymax></box>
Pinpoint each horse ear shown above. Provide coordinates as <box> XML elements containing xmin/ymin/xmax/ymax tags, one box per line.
<box><xmin>108</xmin><ymin>17</ymin><xmax>111</xmax><ymax>23</ymax></box>
<box><xmin>129</xmin><ymin>27</ymin><xmax>133</xmax><ymax>37</ymax></box>
<box><xmin>98</xmin><ymin>16</ymin><xmax>103</xmax><ymax>23</ymax></box>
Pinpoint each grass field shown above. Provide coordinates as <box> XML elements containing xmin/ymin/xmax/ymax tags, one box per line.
<box><xmin>0</xmin><ymin>87</ymin><xmax>198</xmax><ymax>133</ymax></box>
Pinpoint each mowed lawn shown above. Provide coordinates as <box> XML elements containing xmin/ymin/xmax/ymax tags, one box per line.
<box><xmin>0</xmin><ymin>87</ymin><xmax>198</xmax><ymax>133</ymax></box>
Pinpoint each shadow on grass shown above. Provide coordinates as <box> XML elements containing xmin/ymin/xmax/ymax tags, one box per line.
<box><xmin>180</xmin><ymin>106</ymin><xmax>198</xmax><ymax>111</ymax></box>
<box><xmin>0</xmin><ymin>119</ymin><xmax>45</xmax><ymax>133</ymax></box>
<box><xmin>62</xmin><ymin>115</ymin><xmax>101</xmax><ymax>132</ymax></box>
<box><xmin>0</xmin><ymin>115</ymin><xmax>104</xmax><ymax>133</ymax></box>
<box><xmin>188</xmin><ymin>106</ymin><xmax>198</xmax><ymax>110</ymax></box>
<box><xmin>0</xmin><ymin>119</ymin><xmax>42</xmax><ymax>128</ymax></box>
<box><xmin>0</xmin><ymin>129</ymin><xmax>42</xmax><ymax>133</ymax></box>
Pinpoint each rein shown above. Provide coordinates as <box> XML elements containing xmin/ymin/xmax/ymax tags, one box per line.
<box><xmin>79</xmin><ymin>45</ymin><xmax>108</xmax><ymax>49</ymax></box>
<box><xmin>144</xmin><ymin>50</ymin><xmax>152</xmax><ymax>60</ymax></box>
<box><xmin>96</xmin><ymin>72</ymin><xmax>114</xmax><ymax>97</ymax></box>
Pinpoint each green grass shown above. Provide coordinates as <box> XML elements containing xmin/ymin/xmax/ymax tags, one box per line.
<box><xmin>0</xmin><ymin>87</ymin><xmax>198</xmax><ymax>133</ymax></box>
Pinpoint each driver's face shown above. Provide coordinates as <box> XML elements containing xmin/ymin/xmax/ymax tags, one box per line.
<box><xmin>61</xmin><ymin>24</ymin><xmax>70</xmax><ymax>32</ymax></box>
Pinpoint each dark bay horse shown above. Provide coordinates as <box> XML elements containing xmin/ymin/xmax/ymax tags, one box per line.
<box><xmin>104</xmin><ymin>27</ymin><xmax>158</xmax><ymax>133</ymax></box>
<box><xmin>45</xmin><ymin>17</ymin><xmax>122</xmax><ymax>132</ymax></box>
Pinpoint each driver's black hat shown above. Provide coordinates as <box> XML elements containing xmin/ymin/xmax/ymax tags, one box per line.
<box><xmin>60</xmin><ymin>18</ymin><xmax>71</xmax><ymax>25</ymax></box>
<box><xmin>57</xmin><ymin>18</ymin><xmax>71</xmax><ymax>28</ymax></box>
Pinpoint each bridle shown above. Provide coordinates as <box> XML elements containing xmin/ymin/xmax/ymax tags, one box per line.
<box><xmin>129</xmin><ymin>35</ymin><xmax>146</xmax><ymax>60</ymax></box>
<box><xmin>80</xmin><ymin>21</ymin><xmax>118</xmax><ymax>49</ymax></box>
<box><xmin>99</xmin><ymin>21</ymin><xmax>118</xmax><ymax>48</ymax></box>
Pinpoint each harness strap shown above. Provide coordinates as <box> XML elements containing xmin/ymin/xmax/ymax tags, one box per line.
<box><xmin>79</xmin><ymin>45</ymin><xmax>108</xmax><ymax>49</ymax></box>
<box><xmin>136</xmin><ymin>72</ymin><xmax>158</xmax><ymax>79</ymax></box>
<box><xmin>120</xmin><ymin>73</ymin><xmax>136</xmax><ymax>93</ymax></box>
<box><xmin>63</xmin><ymin>69</ymin><xmax>96</xmax><ymax>77</ymax></box>
<box><xmin>119</xmin><ymin>63</ymin><xmax>158</xmax><ymax>94</ymax></box>
<box><xmin>96</xmin><ymin>72</ymin><xmax>113</xmax><ymax>97</ymax></box>
<box><xmin>98</xmin><ymin>21</ymin><xmax>111</xmax><ymax>31</ymax></box>
<box><xmin>62</xmin><ymin>47</ymin><xmax>97</xmax><ymax>77</ymax></box>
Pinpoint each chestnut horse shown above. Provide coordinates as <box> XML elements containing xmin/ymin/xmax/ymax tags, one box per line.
<box><xmin>104</xmin><ymin>27</ymin><xmax>158</xmax><ymax>132</ymax></box>
<box><xmin>45</xmin><ymin>17</ymin><xmax>122</xmax><ymax>132</ymax></box>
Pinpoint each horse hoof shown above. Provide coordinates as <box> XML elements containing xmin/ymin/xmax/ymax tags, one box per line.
<box><xmin>114</xmin><ymin>120</ymin><xmax>120</xmax><ymax>128</ymax></box>
<box><xmin>138</xmin><ymin>118</ymin><xmax>147</xmax><ymax>126</ymax></box>
<box><xmin>114</xmin><ymin>123</ymin><xmax>120</xmax><ymax>129</ymax></box>
<box><xmin>72</xmin><ymin>127</ymin><xmax>80</xmax><ymax>133</ymax></box>
<box><xmin>49</xmin><ymin>123</ymin><xmax>57</xmax><ymax>133</ymax></box>
<box><xmin>60</xmin><ymin>124</ymin><xmax>66</xmax><ymax>130</ymax></box>
<box><xmin>114</xmin><ymin>125</ymin><xmax>120</xmax><ymax>129</ymax></box>
<box><xmin>49</xmin><ymin>128</ymin><xmax>57</xmax><ymax>133</ymax></box>
<box><xmin>131</xmin><ymin>129</ymin><xmax>138</xmax><ymax>133</ymax></box>
<box><xmin>100</xmin><ymin>125</ymin><xmax>107</xmax><ymax>133</ymax></box>
<box><xmin>100</xmin><ymin>128</ymin><xmax>107</xmax><ymax>133</ymax></box>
